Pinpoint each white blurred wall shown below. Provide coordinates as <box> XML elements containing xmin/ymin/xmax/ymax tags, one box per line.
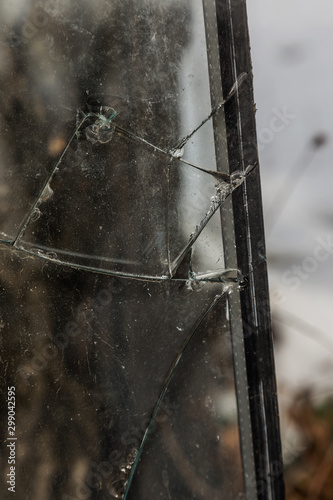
<box><xmin>247</xmin><ymin>0</ymin><xmax>333</xmax><ymax>400</ymax></box>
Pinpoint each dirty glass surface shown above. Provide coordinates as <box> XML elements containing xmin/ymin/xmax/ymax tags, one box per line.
<box><xmin>0</xmin><ymin>1</ymin><xmax>284</xmax><ymax>499</ymax></box>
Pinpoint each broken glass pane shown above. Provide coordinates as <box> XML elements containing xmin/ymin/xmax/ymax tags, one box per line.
<box><xmin>0</xmin><ymin>1</ymin><xmax>284</xmax><ymax>499</ymax></box>
<box><xmin>1</xmin><ymin>243</ymin><xmax>233</xmax><ymax>499</ymax></box>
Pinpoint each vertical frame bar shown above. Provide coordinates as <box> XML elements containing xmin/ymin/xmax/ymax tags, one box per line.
<box><xmin>215</xmin><ymin>1</ymin><xmax>285</xmax><ymax>499</ymax></box>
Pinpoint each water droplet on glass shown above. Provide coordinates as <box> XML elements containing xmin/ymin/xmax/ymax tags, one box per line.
<box><xmin>46</xmin><ymin>251</ymin><xmax>58</xmax><ymax>260</ymax></box>
<box><xmin>107</xmin><ymin>480</ymin><xmax>123</xmax><ymax>498</ymax></box>
<box><xmin>40</xmin><ymin>184</ymin><xmax>54</xmax><ymax>203</ymax></box>
<box><xmin>31</xmin><ymin>208</ymin><xmax>41</xmax><ymax>222</ymax></box>
<box><xmin>31</xmin><ymin>248</ymin><xmax>44</xmax><ymax>256</ymax></box>
<box><xmin>84</xmin><ymin>106</ymin><xmax>117</xmax><ymax>145</ymax></box>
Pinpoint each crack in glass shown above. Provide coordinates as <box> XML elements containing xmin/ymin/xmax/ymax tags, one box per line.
<box><xmin>7</xmin><ymin>94</ymin><xmax>254</xmax><ymax>285</ymax></box>
<box><xmin>0</xmin><ymin>1</ymin><xmax>271</xmax><ymax>499</ymax></box>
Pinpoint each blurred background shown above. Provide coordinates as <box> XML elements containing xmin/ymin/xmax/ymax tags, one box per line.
<box><xmin>247</xmin><ymin>0</ymin><xmax>333</xmax><ymax>497</ymax></box>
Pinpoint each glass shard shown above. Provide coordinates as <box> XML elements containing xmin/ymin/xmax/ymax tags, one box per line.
<box><xmin>16</xmin><ymin>128</ymin><xmax>170</xmax><ymax>277</ymax></box>
<box><xmin>0</xmin><ymin>242</ymin><xmax>229</xmax><ymax>498</ymax></box>
<box><xmin>125</xmin><ymin>296</ymin><xmax>244</xmax><ymax>500</ymax></box>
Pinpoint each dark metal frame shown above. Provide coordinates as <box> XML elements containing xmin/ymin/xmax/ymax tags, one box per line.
<box><xmin>216</xmin><ymin>1</ymin><xmax>285</xmax><ymax>498</ymax></box>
